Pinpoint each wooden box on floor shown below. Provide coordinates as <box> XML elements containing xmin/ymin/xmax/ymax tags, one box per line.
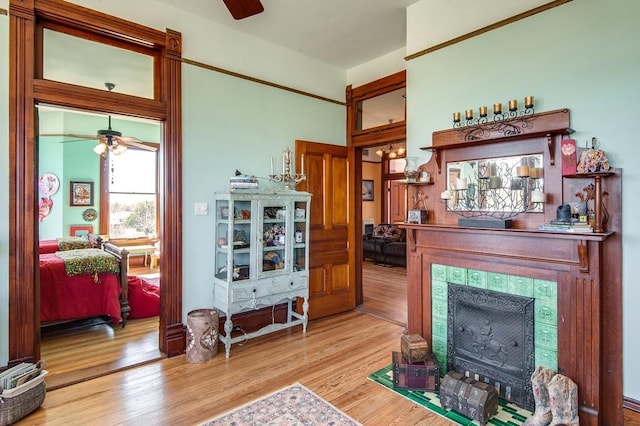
<box><xmin>440</xmin><ymin>371</ymin><xmax>498</xmax><ymax>426</ymax></box>
<box><xmin>392</xmin><ymin>351</ymin><xmax>440</xmax><ymax>392</ymax></box>
<box><xmin>400</xmin><ymin>333</ymin><xmax>429</xmax><ymax>363</ymax></box>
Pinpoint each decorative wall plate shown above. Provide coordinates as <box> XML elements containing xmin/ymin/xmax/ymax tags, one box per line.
<box><xmin>39</xmin><ymin>173</ymin><xmax>60</xmax><ymax>196</ymax></box>
<box><xmin>82</xmin><ymin>208</ymin><xmax>98</xmax><ymax>222</ymax></box>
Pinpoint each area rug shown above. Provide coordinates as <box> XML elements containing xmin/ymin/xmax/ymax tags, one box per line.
<box><xmin>198</xmin><ymin>383</ymin><xmax>362</xmax><ymax>426</ymax></box>
<box><xmin>368</xmin><ymin>365</ymin><xmax>533</xmax><ymax>426</ymax></box>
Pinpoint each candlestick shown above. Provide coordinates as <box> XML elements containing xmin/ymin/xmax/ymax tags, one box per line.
<box><xmin>531</xmin><ymin>190</ymin><xmax>545</xmax><ymax>203</ymax></box>
<box><xmin>489</xmin><ymin>176</ymin><xmax>502</xmax><ymax>189</ymax></box>
<box><xmin>453</xmin><ymin>112</ymin><xmax>461</xmax><ymax>123</ymax></box>
<box><xmin>493</xmin><ymin>103</ymin><xmax>502</xmax><ymax>114</ymax></box>
<box><xmin>516</xmin><ymin>165</ymin><xmax>530</xmax><ymax>177</ymax></box>
<box><xmin>465</xmin><ymin>109</ymin><xmax>473</xmax><ymax>120</ymax></box>
<box><xmin>525</xmin><ymin>96</ymin><xmax>534</xmax><ymax>108</ymax></box>
<box><xmin>479</xmin><ymin>106</ymin><xmax>488</xmax><ymax>117</ymax></box>
<box><xmin>509</xmin><ymin>99</ymin><xmax>518</xmax><ymax>111</ymax></box>
<box><xmin>530</xmin><ymin>167</ymin><xmax>543</xmax><ymax>179</ymax></box>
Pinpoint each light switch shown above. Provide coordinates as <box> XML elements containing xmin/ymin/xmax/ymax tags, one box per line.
<box><xmin>194</xmin><ymin>202</ymin><xmax>208</xmax><ymax>216</ymax></box>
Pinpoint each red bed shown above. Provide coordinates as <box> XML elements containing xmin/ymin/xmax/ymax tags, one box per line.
<box><xmin>39</xmin><ymin>237</ymin><xmax>130</xmax><ymax>326</ymax></box>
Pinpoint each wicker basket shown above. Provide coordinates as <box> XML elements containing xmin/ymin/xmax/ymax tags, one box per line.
<box><xmin>0</xmin><ymin>370</ymin><xmax>47</xmax><ymax>426</ymax></box>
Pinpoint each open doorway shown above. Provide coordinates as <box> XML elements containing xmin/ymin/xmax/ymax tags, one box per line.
<box><xmin>346</xmin><ymin>71</ymin><xmax>408</xmax><ymax>327</ymax></box>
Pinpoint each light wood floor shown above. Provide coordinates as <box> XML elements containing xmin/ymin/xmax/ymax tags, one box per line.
<box><xmin>33</xmin><ymin>262</ymin><xmax>640</xmax><ymax>424</ymax></box>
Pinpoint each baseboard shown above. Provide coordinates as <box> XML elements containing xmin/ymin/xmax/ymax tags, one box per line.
<box><xmin>625</xmin><ymin>396</ymin><xmax>640</xmax><ymax>412</ymax></box>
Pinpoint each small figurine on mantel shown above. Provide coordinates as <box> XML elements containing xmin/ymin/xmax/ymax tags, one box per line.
<box><xmin>412</xmin><ymin>190</ymin><xmax>428</xmax><ymax>211</ymax></box>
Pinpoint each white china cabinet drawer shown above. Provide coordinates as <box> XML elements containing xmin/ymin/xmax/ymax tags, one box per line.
<box><xmin>231</xmin><ymin>276</ymin><xmax>307</xmax><ymax>303</ymax></box>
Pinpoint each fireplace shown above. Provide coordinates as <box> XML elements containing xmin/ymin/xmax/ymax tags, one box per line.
<box><xmin>447</xmin><ymin>283</ymin><xmax>535</xmax><ymax>411</ymax></box>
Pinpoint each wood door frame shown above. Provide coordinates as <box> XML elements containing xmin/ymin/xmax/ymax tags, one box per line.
<box><xmin>8</xmin><ymin>0</ymin><xmax>185</xmax><ymax>366</ymax></box>
<box><xmin>346</xmin><ymin>71</ymin><xmax>406</xmax><ymax>305</ymax></box>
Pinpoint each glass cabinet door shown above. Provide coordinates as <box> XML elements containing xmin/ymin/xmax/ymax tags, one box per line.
<box><xmin>259</xmin><ymin>202</ymin><xmax>288</xmax><ymax>277</ymax></box>
<box><xmin>292</xmin><ymin>200</ymin><xmax>308</xmax><ymax>273</ymax></box>
<box><xmin>215</xmin><ymin>197</ymin><xmax>252</xmax><ymax>282</ymax></box>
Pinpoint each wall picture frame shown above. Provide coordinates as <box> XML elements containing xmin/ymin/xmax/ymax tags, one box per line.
<box><xmin>70</xmin><ymin>181</ymin><xmax>94</xmax><ymax>206</ymax></box>
<box><xmin>69</xmin><ymin>224</ymin><xmax>93</xmax><ymax>237</ymax></box>
<box><xmin>362</xmin><ymin>180</ymin><xmax>374</xmax><ymax>201</ymax></box>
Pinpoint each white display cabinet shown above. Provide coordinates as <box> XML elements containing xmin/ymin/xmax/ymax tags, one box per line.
<box><xmin>213</xmin><ymin>190</ymin><xmax>311</xmax><ymax>357</ymax></box>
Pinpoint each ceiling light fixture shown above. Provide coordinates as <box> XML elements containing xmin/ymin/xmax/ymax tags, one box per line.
<box><xmin>93</xmin><ymin>83</ymin><xmax>127</xmax><ymax>157</ymax></box>
<box><xmin>375</xmin><ymin>144</ymin><xmax>405</xmax><ymax>159</ymax></box>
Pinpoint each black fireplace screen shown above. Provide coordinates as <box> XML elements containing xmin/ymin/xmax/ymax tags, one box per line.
<box><xmin>447</xmin><ymin>283</ymin><xmax>535</xmax><ymax>411</ymax></box>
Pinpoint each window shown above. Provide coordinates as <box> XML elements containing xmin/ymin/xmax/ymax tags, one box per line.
<box><xmin>108</xmin><ymin>148</ymin><xmax>158</xmax><ymax>239</ymax></box>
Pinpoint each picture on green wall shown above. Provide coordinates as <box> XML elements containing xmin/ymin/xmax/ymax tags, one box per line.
<box><xmin>70</xmin><ymin>181</ymin><xmax>94</xmax><ymax>206</ymax></box>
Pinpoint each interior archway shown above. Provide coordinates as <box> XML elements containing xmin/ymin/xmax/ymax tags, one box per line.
<box><xmin>8</xmin><ymin>0</ymin><xmax>185</xmax><ymax>368</ymax></box>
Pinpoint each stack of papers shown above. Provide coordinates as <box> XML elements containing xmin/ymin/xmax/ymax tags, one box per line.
<box><xmin>0</xmin><ymin>362</ymin><xmax>42</xmax><ymax>390</ymax></box>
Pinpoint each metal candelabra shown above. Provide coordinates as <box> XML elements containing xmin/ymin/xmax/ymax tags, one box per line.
<box><xmin>269</xmin><ymin>147</ymin><xmax>306</xmax><ymax>190</ymax></box>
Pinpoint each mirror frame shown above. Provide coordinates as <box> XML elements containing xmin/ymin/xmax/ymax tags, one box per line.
<box><xmin>8</xmin><ymin>0</ymin><xmax>184</xmax><ymax>365</ymax></box>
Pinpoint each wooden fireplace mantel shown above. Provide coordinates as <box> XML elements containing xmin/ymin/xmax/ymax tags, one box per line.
<box><xmin>404</xmin><ymin>108</ymin><xmax>622</xmax><ymax>424</ymax></box>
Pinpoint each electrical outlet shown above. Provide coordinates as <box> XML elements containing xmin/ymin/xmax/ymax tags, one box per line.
<box><xmin>194</xmin><ymin>202</ymin><xmax>208</xmax><ymax>216</ymax></box>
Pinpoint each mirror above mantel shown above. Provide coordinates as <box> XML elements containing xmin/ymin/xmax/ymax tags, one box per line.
<box><xmin>445</xmin><ymin>154</ymin><xmax>544</xmax><ymax>217</ymax></box>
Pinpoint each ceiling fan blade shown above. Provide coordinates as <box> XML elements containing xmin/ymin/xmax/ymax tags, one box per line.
<box><xmin>40</xmin><ymin>133</ymin><xmax>98</xmax><ymax>140</ymax></box>
<box><xmin>119</xmin><ymin>138</ymin><xmax>157</xmax><ymax>151</ymax></box>
<box><xmin>222</xmin><ymin>0</ymin><xmax>264</xmax><ymax>20</ymax></box>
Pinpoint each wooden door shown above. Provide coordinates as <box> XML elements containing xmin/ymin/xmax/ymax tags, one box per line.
<box><xmin>295</xmin><ymin>140</ymin><xmax>356</xmax><ymax>319</ymax></box>
<box><xmin>389</xmin><ymin>180</ymin><xmax>406</xmax><ymax>223</ymax></box>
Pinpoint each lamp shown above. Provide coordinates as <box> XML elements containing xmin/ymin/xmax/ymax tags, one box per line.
<box><xmin>375</xmin><ymin>144</ymin><xmax>405</xmax><ymax>159</ymax></box>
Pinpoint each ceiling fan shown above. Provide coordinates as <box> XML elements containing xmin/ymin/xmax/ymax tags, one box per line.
<box><xmin>222</xmin><ymin>0</ymin><xmax>264</xmax><ymax>20</ymax></box>
<box><xmin>40</xmin><ymin>83</ymin><xmax>158</xmax><ymax>156</ymax></box>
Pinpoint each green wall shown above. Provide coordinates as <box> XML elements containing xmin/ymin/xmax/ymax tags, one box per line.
<box><xmin>180</xmin><ymin>63</ymin><xmax>346</xmax><ymax>317</ymax></box>
<box><xmin>406</xmin><ymin>0</ymin><xmax>639</xmax><ymax>399</ymax></box>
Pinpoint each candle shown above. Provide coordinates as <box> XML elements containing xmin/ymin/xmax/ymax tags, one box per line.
<box><xmin>525</xmin><ymin>96</ymin><xmax>534</xmax><ymax>108</ymax></box>
<box><xmin>509</xmin><ymin>99</ymin><xmax>518</xmax><ymax>111</ymax></box>
<box><xmin>493</xmin><ymin>103</ymin><xmax>502</xmax><ymax>114</ymax></box>
<box><xmin>301</xmin><ymin>154</ymin><xmax>304</xmax><ymax>175</ymax></box>
<box><xmin>516</xmin><ymin>165</ymin><xmax>530</xmax><ymax>177</ymax></box>
<box><xmin>489</xmin><ymin>176</ymin><xmax>502</xmax><ymax>189</ymax></box>
<box><xmin>270</xmin><ymin>157</ymin><xmax>274</xmax><ymax>175</ymax></box>
<box><xmin>479</xmin><ymin>106</ymin><xmax>488</xmax><ymax>117</ymax></box>
<box><xmin>453</xmin><ymin>112</ymin><xmax>461</xmax><ymax>122</ymax></box>
<box><xmin>465</xmin><ymin>109</ymin><xmax>473</xmax><ymax>120</ymax></box>
<box><xmin>440</xmin><ymin>190</ymin><xmax>451</xmax><ymax>200</ymax></box>
<box><xmin>455</xmin><ymin>177</ymin><xmax>468</xmax><ymax>190</ymax></box>
<box><xmin>531</xmin><ymin>190</ymin><xmax>545</xmax><ymax>203</ymax></box>
<box><xmin>530</xmin><ymin>167</ymin><xmax>543</xmax><ymax>179</ymax></box>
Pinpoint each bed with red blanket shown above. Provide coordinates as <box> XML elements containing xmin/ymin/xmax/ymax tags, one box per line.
<box><xmin>39</xmin><ymin>236</ymin><xmax>130</xmax><ymax>327</ymax></box>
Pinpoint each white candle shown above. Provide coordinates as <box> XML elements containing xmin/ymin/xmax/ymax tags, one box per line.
<box><xmin>301</xmin><ymin>154</ymin><xmax>304</xmax><ymax>175</ymax></box>
<box><xmin>456</xmin><ymin>178</ymin><xmax>468</xmax><ymax>190</ymax></box>
<box><xmin>440</xmin><ymin>190</ymin><xmax>451</xmax><ymax>200</ymax></box>
<box><xmin>270</xmin><ymin>157</ymin><xmax>274</xmax><ymax>175</ymax></box>
<box><xmin>531</xmin><ymin>190</ymin><xmax>545</xmax><ymax>203</ymax></box>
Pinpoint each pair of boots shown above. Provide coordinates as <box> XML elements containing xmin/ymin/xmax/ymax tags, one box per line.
<box><xmin>524</xmin><ymin>366</ymin><xmax>579</xmax><ymax>426</ymax></box>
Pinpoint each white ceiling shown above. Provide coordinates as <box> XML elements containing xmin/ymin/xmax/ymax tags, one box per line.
<box><xmin>153</xmin><ymin>0</ymin><xmax>420</xmax><ymax>69</ymax></box>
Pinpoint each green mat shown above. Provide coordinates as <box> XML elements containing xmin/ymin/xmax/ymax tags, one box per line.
<box><xmin>368</xmin><ymin>364</ymin><xmax>532</xmax><ymax>426</ymax></box>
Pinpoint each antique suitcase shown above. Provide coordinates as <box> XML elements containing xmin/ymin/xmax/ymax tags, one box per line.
<box><xmin>440</xmin><ymin>371</ymin><xmax>498</xmax><ymax>426</ymax></box>
<box><xmin>392</xmin><ymin>351</ymin><xmax>440</xmax><ymax>392</ymax></box>
<box><xmin>400</xmin><ymin>333</ymin><xmax>430</xmax><ymax>363</ymax></box>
